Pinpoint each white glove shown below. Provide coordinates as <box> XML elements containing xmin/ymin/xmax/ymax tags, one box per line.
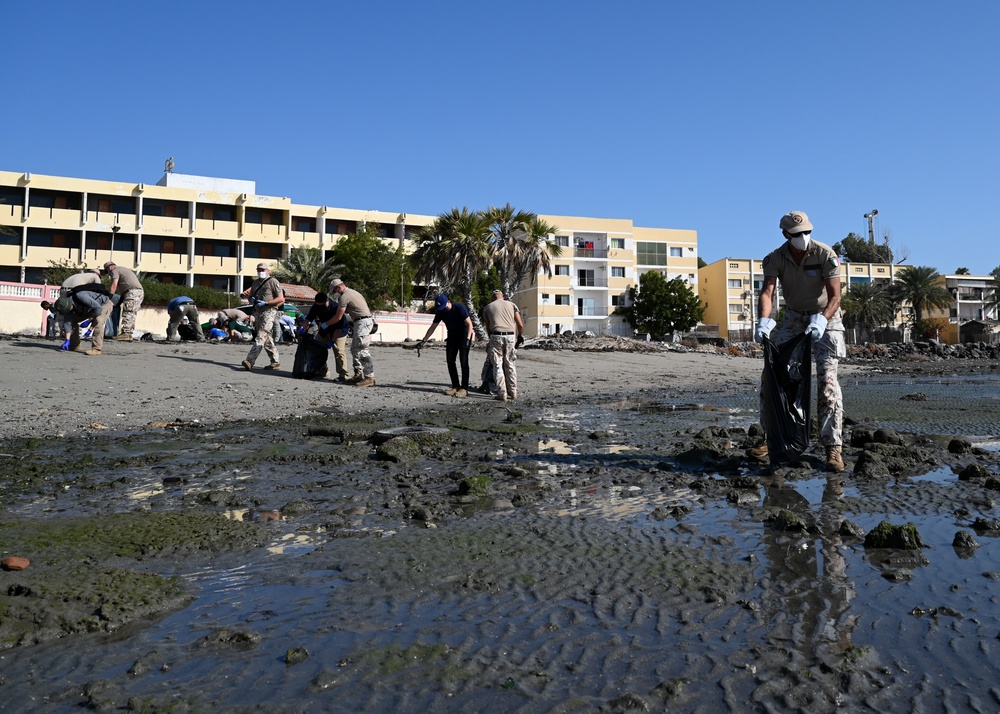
<box><xmin>805</xmin><ymin>314</ymin><xmax>828</xmax><ymax>340</ymax></box>
<box><xmin>754</xmin><ymin>317</ymin><xmax>776</xmax><ymax>344</ymax></box>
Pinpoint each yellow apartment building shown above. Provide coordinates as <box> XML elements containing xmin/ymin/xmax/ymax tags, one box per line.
<box><xmin>926</xmin><ymin>273</ymin><xmax>999</xmax><ymax>344</ymax></box>
<box><xmin>0</xmin><ymin>168</ymin><xmax>698</xmax><ymax>337</ymax></box>
<box><xmin>699</xmin><ymin>256</ymin><xmax>906</xmax><ymax>341</ymax></box>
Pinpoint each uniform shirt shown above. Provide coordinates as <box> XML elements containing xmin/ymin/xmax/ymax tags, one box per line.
<box><xmin>61</xmin><ymin>272</ymin><xmax>101</xmax><ymax>295</ymax></box>
<box><xmin>432</xmin><ymin>302</ymin><xmax>471</xmax><ymax>339</ymax></box>
<box><xmin>483</xmin><ymin>298</ymin><xmax>519</xmax><ymax>334</ymax></box>
<box><xmin>761</xmin><ymin>239</ymin><xmax>840</xmax><ymax>313</ymax></box>
<box><xmin>109</xmin><ymin>265</ymin><xmax>142</xmax><ymax>292</ymax></box>
<box><xmin>336</xmin><ymin>287</ymin><xmax>372</xmax><ymax>320</ymax></box>
<box><xmin>248</xmin><ymin>276</ymin><xmax>283</xmax><ymax>308</ymax></box>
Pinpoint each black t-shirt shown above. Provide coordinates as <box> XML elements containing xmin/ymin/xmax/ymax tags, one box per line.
<box><xmin>432</xmin><ymin>302</ymin><xmax>471</xmax><ymax>338</ymax></box>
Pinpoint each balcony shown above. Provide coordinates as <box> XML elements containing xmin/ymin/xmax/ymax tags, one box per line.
<box><xmin>574</xmin><ymin>246</ymin><xmax>608</xmax><ymax>259</ymax></box>
<box><xmin>576</xmin><ymin>305</ymin><xmax>609</xmax><ymax>317</ymax></box>
<box><xmin>576</xmin><ymin>276</ymin><xmax>608</xmax><ymax>288</ymax></box>
<box><xmin>141</xmin><ymin>214</ymin><xmax>192</xmax><ymax>237</ymax></box>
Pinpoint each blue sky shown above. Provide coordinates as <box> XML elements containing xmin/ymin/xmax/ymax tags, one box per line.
<box><xmin>5</xmin><ymin>2</ymin><xmax>998</xmax><ymax>274</ymax></box>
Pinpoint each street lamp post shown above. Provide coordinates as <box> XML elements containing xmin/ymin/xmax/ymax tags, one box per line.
<box><xmin>111</xmin><ymin>226</ymin><xmax>120</xmax><ymax>263</ymax></box>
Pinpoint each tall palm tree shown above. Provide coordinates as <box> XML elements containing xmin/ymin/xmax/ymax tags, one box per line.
<box><xmin>411</xmin><ymin>207</ymin><xmax>493</xmax><ymax>338</ymax></box>
<box><xmin>485</xmin><ymin>204</ymin><xmax>561</xmax><ymax>298</ymax></box>
<box><xmin>271</xmin><ymin>247</ymin><xmax>343</xmax><ymax>292</ymax></box>
<box><xmin>841</xmin><ymin>282</ymin><xmax>896</xmax><ymax>336</ymax></box>
<box><xmin>889</xmin><ymin>266</ymin><xmax>953</xmax><ymax>325</ymax></box>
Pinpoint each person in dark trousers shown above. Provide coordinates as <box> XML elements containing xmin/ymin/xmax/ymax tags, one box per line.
<box><xmin>417</xmin><ymin>294</ymin><xmax>474</xmax><ymax>397</ymax></box>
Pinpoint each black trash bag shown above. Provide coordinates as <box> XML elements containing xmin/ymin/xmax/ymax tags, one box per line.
<box><xmin>762</xmin><ymin>332</ymin><xmax>812</xmax><ymax>465</ymax></box>
<box><xmin>292</xmin><ymin>335</ymin><xmax>329</xmax><ymax>379</ymax></box>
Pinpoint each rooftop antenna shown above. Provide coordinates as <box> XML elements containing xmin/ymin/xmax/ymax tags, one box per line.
<box><xmin>863</xmin><ymin>209</ymin><xmax>878</xmax><ymax>244</ymax></box>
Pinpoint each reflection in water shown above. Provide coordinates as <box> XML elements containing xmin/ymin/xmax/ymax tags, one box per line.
<box><xmin>761</xmin><ymin>478</ymin><xmax>858</xmax><ymax>658</ymax></box>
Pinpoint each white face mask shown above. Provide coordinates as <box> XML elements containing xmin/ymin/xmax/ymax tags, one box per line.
<box><xmin>790</xmin><ymin>234</ymin><xmax>811</xmax><ymax>251</ymax></box>
<box><xmin>257</xmin><ymin>271</ymin><xmax>268</xmax><ymax>279</ymax></box>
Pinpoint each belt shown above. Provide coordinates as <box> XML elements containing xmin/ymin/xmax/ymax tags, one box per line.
<box><xmin>491</xmin><ymin>331</ymin><xmax>514</xmax><ymax>336</ymax></box>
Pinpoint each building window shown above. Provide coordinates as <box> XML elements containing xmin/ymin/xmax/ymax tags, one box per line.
<box><xmin>729</xmin><ymin>304</ymin><xmax>743</xmax><ymax>313</ymax></box>
<box><xmin>141</xmin><ymin>237</ymin><xmax>186</xmax><ymax>255</ymax></box>
<box><xmin>636</xmin><ymin>242</ymin><xmax>667</xmax><ymax>265</ymax></box>
<box><xmin>292</xmin><ymin>217</ymin><xmax>316</xmax><ymax>232</ymax></box>
<box><xmin>554</xmin><ymin>265</ymin><xmax>570</xmax><ymax>276</ymax></box>
<box><xmin>196</xmin><ymin>239</ymin><xmax>236</xmax><ymax>258</ymax></box>
<box><xmin>610</xmin><ymin>238</ymin><xmax>625</xmax><ymax>249</ymax></box>
<box><xmin>611</xmin><ymin>266</ymin><xmax>625</xmax><ymax>278</ymax></box>
<box><xmin>244</xmin><ymin>242</ymin><xmax>283</xmax><ymax>260</ymax></box>
<box><xmin>578</xmin><ymin>269</ymin><xmax>597</xmax><ymax>286</ymax></box>
<box><xmin>729</xmin><ymin>262</ymin><xmax>740</xmax><ymax>269</ymax></box>
<box><xmin>728</xmin><ymin>279</ymin><xmax>742</xmax><ymax>288</ymax></box>
<box><xmin>611</xmin><ymin>294</ymin><xmax>625</xmax><ymax>307</ymax></box>
<box><xmin>555</xmin><ymin>235</ymin><xmax>570</xmax><ymax>247</ymax></box>
<box><xmin>555</xmin><ymin>294</ymin><xmax>570</xmax><ymax>306</ymax></box>
<box><xmin>541</xmin><ymin>293</ymin><xmax>549</xmax><ymax>302</ymax></box>
<box><xmin>670</xmin><ymin>247</ymin><xmax>683</xmax><ymax>257</ymax></box>
<box><xmin>877</xmin><ymin>267</ymin><xmax>886</xmax><ymax>273</ymax></box>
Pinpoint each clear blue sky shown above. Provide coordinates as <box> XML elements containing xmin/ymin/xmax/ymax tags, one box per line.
<box><xmin>5</xmin><ymin>2</ymin><xmax>998</xmax><ymax>274</ymax></box>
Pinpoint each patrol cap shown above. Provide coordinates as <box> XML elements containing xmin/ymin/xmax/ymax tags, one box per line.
<box><xmin>330</xmin><ymin>279</ymin><xmax>344</xmax><ymax>289</ymax></box>
<box><xmin>434</xmin><ymin>294</ymin><xmax>449</xmax><ymax>311</ymax></box>
<box><xmin>779</xmin><ymin>211</ymin><xmax>813</xmax><ymax>234</ymax></box>
<box><xmin>256</xmin><ymin>262</ymin><xmax>269</xmax><ymax>270</ymax></box>
<box><xmin>103</xmin><ymin>261</ymin><xmax>116</xmax><ymax>271</ymax></box>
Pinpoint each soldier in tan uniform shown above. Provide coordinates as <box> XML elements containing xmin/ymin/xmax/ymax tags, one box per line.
<box><xmin>240</xmin><ymin>263</ymin><xmax>285</xmax><ymax>370</ymax></box>
<box><xmin>482</xmin><ymin>289</ymin><xmax>524</xmax><ymax>402</ymax></box>
<box><xmin>321</xmin><ymin>279</ymin><xmax>376</xmax><ymax>387</ymax></box>
<box><xmin>753</xmin><ymin>211</ymin><xmax>846</xmax><ymax>472</ymax></box>
<box><xmin>103</xmin><ymin>261</ymin><xmax>144</xmax><ymax>341</ymax></box>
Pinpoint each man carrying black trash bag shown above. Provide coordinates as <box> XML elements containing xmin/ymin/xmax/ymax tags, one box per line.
<box><xmin>749</xmin><ymin>210</ymin><xmax>846</xmax><ymax>472</ymax></box>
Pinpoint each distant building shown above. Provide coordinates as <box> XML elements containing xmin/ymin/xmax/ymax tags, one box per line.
<box><xmin>0</xmin><ymin>169</ymin><xmax>697</xmax><ymax>337</ymax></box>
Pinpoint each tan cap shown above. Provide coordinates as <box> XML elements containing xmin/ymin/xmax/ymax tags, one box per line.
<box><xmin>779</xmin><ymin>211</ymin><xmax>813</xmax><ymax>234</ymax></box>
<box><xmin>256</xmin><ymin>263</ymin><xmax>269</xmax><ymax>270</ymax></box>
<box><xmin>103</xmin><ymin>262</ymin><xmax>116</xmax><ymax>270</ymax></box>
<box><xmin>330</xmin><ymin>278</ymin><xmax>344</xmax><ymax>289</ymax></box>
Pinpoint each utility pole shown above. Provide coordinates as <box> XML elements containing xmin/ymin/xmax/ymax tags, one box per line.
<box><xmin>863</xmin><ymin>209</ymin><xmax>878</xmax><ymax>245</ymax></box>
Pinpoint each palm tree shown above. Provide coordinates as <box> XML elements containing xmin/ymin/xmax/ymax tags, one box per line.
<box><xmin>889</xmin><ymin>266</ymin><xmax>953</xmax><ymax>325</ymax></box>
<box><xmin>485</xmin><ymin>204</ymin><xmax>562</xmax><ymax>298</ymax></box>
<box><xmin>411</xmin><ymin>207</ymin><xmax>493</xmax><ymax>338</ymax></box>
<box><xmin>271</xmin><ymin>247</ymin><xmax>343</xmax><ymax>292</ymax></box>
<box><xmin>841</xmin><ymin>282</ymin><xmax>896</xmax><ymax>338</ymax></box>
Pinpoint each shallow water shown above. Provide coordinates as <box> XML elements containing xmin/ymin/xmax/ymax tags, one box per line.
<box><xmin>2</xmin><ymin>373</ymin><xmax>1000</xmax><ymax>712</ymax></box>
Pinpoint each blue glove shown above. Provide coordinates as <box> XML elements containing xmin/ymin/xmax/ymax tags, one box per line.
<box><xmin>805</xmin><ymin>314</ymin><xmax>828</xmax><ymax>340</ymax></box>
<box><xmin>254</xmin><ymin>299</ymin><xmax>266</xmax><ymax>309</ymax></box>
<box><xmin>754</xmin><ymin>317</ymin><xmax>776</xmax><ymax>344</ymax></box>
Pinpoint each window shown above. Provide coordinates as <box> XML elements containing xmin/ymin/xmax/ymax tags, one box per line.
<box><xmin>670</xmin><ymin>247</ymin><xmax>683</xmax><ymax>257</ymax></box>
<box><xmin>244</xmin><ymin>242</ymin><xmax>283</xmax><ymax>259</ymax></box>
<box><xmin>554</xmin><ymin>265</ymin><xmax>570</xmax><ymax>276</ymax></box>
<box><xmin>541</xmin><ymin>293</ymin><xmax>549</xmax><ymax>302</ymax></box>
<box><xmin>142</xmin><ymin>237</ymin><xmax>186</xmax><ymax>255</ymax></box>
<box><xmin>729</xmin><ymin>304</ymin><xmax>744</xmax><ymax>313</ymax></box>
<box><xmin>555</xmin><ymin>235</ymin><xmax>570</xmax><ymax>247</ymax></box>
<box><xmin>196</xmin><ymin>239</ymin><xmax>236</xmax><ymax>258</ymax></box>
<box><xmin>728</xmin><ymin>279</ymin><xmax>742</xmax><ymax>289</ymax></box>
<box><xmin>729</xmin><ymin>262</ymin><xmax>740</xmax><ymax>269</ymax></box>
<box><xmin>611</xmin><ymin>294</ymin><xmax>625</xmax><ymax>307</ymax></box>
<box><xmin>27</xmin><ymin>229</ymin><xmax>78</xmax><ymax>248</ymax></box>
<box><xmin>636</xmin><ymin>241</ymin><xmax>667</xmax><ymax>265</ymax></box>
<box><xmin>199</xmin><ymin>205</ymin><xmax>235</xmax><ymax>222</ymax></box>
<box><xmin>578</xmin><ymin>269</ymin><xmax>597</xmax><ymax>286</ymax></box>
<box><xmin>555</xmin><ymin>294</ymin><xmax>570</xmax><ymax>306</ymax></box>
<box><xmin>86</xmin><ymin>232</ymin><xmax>135</xmax><ymax>252</ymax></box>
<box><xmin>611</xmin><ymin>266</ymin><xmax>625</xmax><ymax>278</ymax></box>
<box><xmin>610</xmin><ymin>238</ymin><xmax>625</xmax><ymax>249</ymax></box>
<box><xmin>292</xmin><ymin>217</ymin><xmax>316</xmax><ymax>232</ymax></box>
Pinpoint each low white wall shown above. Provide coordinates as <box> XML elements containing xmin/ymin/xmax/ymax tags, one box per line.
<box><xmin>0</xmin><ymin>282</ymin><xmax>446</xmax><ymax>343</ymax></box>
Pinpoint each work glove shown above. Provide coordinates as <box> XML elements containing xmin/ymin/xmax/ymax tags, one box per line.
<box><xmin>464</xmin><ymin>338</ymin><xmax>472</xmax><ymax>349</ymax></box>
<box><xmin>754</xmin><ymin>317</ymin><xmax>776</xmax><ymax>344</ymax></box>
<box><xmin>805</xmin><ymin>314</ymin><xmax>828</xmax><ymax>341</ymax></box>
<box><xmin>254</xmin><ymin>299</ymin><xmax>266</xmax><ymax>309</ymax></box>
<box><xmin>416</xmin><ymin>340</ymin><xmax>425</xmax><ymax>350</ymax></box>
<box><xmin>515</xmin><ymin>334</ymin><xmax>525</xmax><ymax>348</ymax></box>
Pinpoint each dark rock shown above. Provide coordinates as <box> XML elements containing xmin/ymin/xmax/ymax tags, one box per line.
<box><xmin>864</xmin><ymin>521</ymin><xmax>925</xmax><ymax>550</ymax></box>
<box><xmin>838</xmin><ymin>519</ymin><xmax>866</xmax><ymax>539</ymax></box>
<box><xmin>949</xmin><ymin>438</ymin><xmax>974</xmax><ymax>454</ymax></box>
<box><xmin>854</xmin><ymin>451</ymin><xmax>892</xmax><ymax>479</ymax></box>
<box><xmin>873</xmin><ymin>428</ymin><xmax>904</xmax><ymax>445</ymax></box>
<box><xmin>850</xmin><ymin>428</ymin><xmax>875</xmax><ymax>447</ymax></box>
<box><xmin>953</xmin><ymin>530</ymin><xmax>980</xmax><ymax>550</ymax></box>
<box><xmin>375</xmin><ymin>437</ymin><xmax>422</xmax><ymax>463</ymax></box>
<box><xmin>958</xmin><ymin>463</ymin><xmax>991</xmax><ymax>481</ymax></box>
<box><xmin>285</xmin><ymin>647</ymin><xmax>309</xmax><ymax>665</ymax></box>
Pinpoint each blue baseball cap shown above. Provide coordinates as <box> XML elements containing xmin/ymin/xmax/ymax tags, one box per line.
<box><xmin>434</xmin><ymin>294</ymin><xmax>449</xmax><ymax>311</ymax></box>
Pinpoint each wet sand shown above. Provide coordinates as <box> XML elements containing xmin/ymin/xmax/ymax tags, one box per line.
<box><xmin>2</xmin><ymin>335</ymin><xmax>1000</xmax><ymax>713</ymax></box>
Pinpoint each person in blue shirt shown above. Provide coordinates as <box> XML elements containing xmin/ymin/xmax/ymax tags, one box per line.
<box><xmin>417</xmin><ymin>294</ymin><xmax>474</xmax><ymax>397</ymax></box>
<box><xmin>166</xmin><ymin>296</ymin><xmax>204</xmax><ymax>342</ymax></box>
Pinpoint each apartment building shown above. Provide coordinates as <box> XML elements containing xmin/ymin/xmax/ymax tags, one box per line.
<box><xmin>927</xmin><ymin>273</ymin><xmax>999</xmax><ymax>343</ymax></box>
<box><xmin>699</xmin><ymin>257</ymin><xmax>905</xmax><ymax>341</ymax></box>
<box><xmin>0</xmin><ymin>168</ymin><xmax>698</xmax><ymax>337</ymax></box>
<box><xmin>526</xmin><ymin>217</ymin><xmax>698</xmax><ymax>337</ymax></box>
